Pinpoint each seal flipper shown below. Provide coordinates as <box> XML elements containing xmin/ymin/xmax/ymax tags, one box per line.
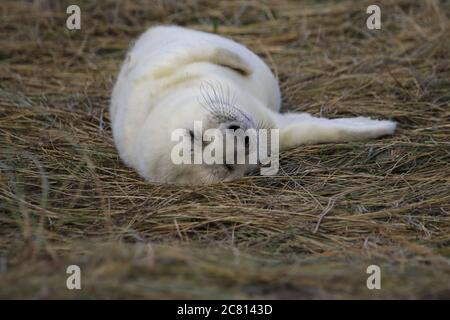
<box><xmin>276</xmin><ymin>113</ymin><xmax>396</xmax><ymax>150</ymax></box>
<box><xmin>153</xmin><ymin>46</ymin><xmax>253</xmax><ymax>78</ymax></box>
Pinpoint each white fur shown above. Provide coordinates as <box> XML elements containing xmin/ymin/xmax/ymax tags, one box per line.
<box><xmin>110</xmin><ymin>26</ymin><xmax>396</xmax><ymax>185</ymax></box>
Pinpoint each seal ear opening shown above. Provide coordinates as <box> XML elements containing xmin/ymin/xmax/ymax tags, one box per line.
<box><xmin>153</xmin><ymin>47</ymin><xmax>253</xmax><ymax>78</ymax></box>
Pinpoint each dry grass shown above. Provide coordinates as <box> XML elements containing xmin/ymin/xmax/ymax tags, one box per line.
<box><xmin>0</xmin><ymin>0</ymin><xmax>449</xmax><ymax>299</ymax></box>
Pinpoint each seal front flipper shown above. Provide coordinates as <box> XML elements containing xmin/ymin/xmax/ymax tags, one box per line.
<box><xmin>152</xmin><ymin>46</ymin><xmax>253</xmax><ymax>78</ymax></box>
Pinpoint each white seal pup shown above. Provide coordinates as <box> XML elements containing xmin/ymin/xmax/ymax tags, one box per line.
<box><xmin>110</xmin><ymin>26</ymin><xmax>396</xmax><ymax>185</ymax></box>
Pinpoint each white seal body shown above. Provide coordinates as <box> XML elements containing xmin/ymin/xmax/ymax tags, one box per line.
<box><xmin>110</xmin><ymin>26</ymin><xmax>396</xmax><ymax>185</ymax></box>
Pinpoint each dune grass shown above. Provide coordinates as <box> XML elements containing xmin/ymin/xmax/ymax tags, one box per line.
<box><xmin>0</xmin><ymin>0</ymin><xmax>449</xmax><ymax>299</ymax></box>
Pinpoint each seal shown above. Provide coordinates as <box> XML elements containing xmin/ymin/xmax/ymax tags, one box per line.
<box><xmin>110</xmin><ymin>26</ymin><xmax>396</xmax><ymax>185</ymax></box>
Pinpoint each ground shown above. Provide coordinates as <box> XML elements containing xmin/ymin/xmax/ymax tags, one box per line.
<box><xmin>0</xmin><ymin>0</ymin><xmax>449</xmax><ymax>299</ymax></box>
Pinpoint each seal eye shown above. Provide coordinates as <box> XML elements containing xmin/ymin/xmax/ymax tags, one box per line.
<box><xmin>228</xmin><ymin>125</ymin><xmax>240</xmax><ymax>131</ymax></box>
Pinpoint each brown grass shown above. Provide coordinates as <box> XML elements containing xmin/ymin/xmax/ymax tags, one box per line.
<box><xmin>0</xmin><ymin>0</ymin><xmax>449</xmax><ymax>299</ymax></box>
